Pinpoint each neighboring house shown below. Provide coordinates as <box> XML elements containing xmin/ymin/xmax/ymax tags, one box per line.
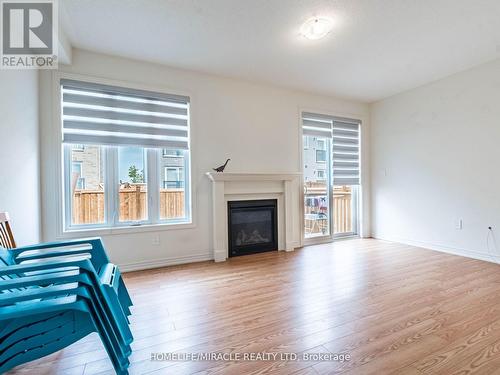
<box><xmin>160</xmin><ymin>149</ymin><xmax>185</xmax><ymax>189</ymax></box>
<box><xmin>71</xmin><ymin>145</ymin><xmax>103</xmax><ymax>190</ymax></box>
<box><xmin>303</xmin><ymin>137</ymin><xmax>327</xmax><ymax>184</ymax></box>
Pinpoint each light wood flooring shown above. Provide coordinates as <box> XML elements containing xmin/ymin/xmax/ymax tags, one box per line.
<box><xmin>9</xmin><ymin>238</ymin><xmax>500</xmax><ymax>374</ymax></box>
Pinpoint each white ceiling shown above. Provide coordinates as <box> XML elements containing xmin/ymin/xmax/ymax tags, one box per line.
<box><xmin>60</xmin><ymin>0</ymin><xmax>500</xmax><ymax>103</ymax></box>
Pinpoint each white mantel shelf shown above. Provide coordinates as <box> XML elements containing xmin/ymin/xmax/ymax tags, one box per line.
<box><xmin>206</xmin><ymin>172</ymin><xmax>302</xmax><ymax>262</ymax></box>
<box><xmin>206</xmin><ymin>172</ymin><xmax>302</xmax><ymax>182</ymax></box>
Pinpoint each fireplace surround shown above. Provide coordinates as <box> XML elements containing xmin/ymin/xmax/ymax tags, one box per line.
<box><xmin>206</xmin><ymin>172</ymin><xmax>301</xmax><ymax>262</ymax></box>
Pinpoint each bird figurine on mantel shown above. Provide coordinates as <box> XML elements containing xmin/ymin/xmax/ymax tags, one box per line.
<box><xmin>213</xmin><ymin>159</ymin><xmax>230</xmax><ymax>172</ymax></box>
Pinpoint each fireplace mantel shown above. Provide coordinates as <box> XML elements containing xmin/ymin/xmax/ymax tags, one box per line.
<box><xmin>206</xmin><ymin>172</ymin><xmax>302</xmax><ymax>182</ymax></box>
<box><xmin>206</xmin><ymin>172</ymin><xmax>302</xmax><ymax>262</ymax></box>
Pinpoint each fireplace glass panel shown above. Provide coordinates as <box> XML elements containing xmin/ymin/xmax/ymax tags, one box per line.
<box><xmin>228</xmin><ymin>200</ymin><xmax>278</xmax><ymax>257</ymax></box>
<box><xmin>231</xmin><ymin>209</ymin><xmax>273</xmax><ymax>247</ymax></box>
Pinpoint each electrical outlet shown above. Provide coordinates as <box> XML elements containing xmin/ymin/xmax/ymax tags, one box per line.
<box><xmin>454</xmin><ymin>219</ymin><xmax>463</xmax><ymax>230</ymax></box>
<box><xmin>152</xmin><ymin>235</ymin><xmax>160</xmax><ymax>245</ymax></box>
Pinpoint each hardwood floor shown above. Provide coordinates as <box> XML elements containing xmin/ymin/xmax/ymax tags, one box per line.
<box><xmin>8</xmin><ymin>238</ymin><xmax>500</xmax><ymax>375</ymax></box>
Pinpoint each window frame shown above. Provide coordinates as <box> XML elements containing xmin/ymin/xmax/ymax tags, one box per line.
<box><xmin>299</xmin><ymin>109</ymin><xmax>363</xmax><ymax>247</ymax></box>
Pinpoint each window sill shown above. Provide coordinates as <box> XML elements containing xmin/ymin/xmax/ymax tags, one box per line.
<box><xmin>58</xmin><ymin>221</ymin><xmax>195</xmax><ymax>239</ymax></box>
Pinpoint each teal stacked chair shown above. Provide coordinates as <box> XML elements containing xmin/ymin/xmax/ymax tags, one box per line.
<box><xmin>7</xmin><ymin>238</ymin><xmax>133</xmax><ymax>317</ymax></box>
<box><xmin>0</xmin><ymin>238</ymin><xmax>133</xmax><ymax>374</ymax></box>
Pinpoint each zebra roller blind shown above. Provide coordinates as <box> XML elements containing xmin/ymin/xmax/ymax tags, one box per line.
<box><xmin>302</xmin><ymin>112</ymin><xmax>333</xmax><ymax>138</ymax></box>
<box><xmin>302</xmin><ymin>112</ymin><xmax>361</xmax><ymax>185</ymax></box>
<box><xmin>61</xmin><ymin>79</ymin><xmax>190</xmax><ymax>149</ymax></box>
<box><xmin>332</xmin><ymin>117</ymin><xmax>361</xmax><ymax>185</ymax></box>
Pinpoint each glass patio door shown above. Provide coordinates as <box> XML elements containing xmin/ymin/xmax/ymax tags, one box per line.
<box><xmin>302</xmin><ymin>112</ymin><xmax>361</xmax><ymax>242</ymax></box>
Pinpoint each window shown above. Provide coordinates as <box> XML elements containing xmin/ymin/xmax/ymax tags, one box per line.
<box><xmin>163</xmin><ymin>149</ymin><xmax>183</xmax><ymax>157</ymax></box>
<box><xmin>71</xmin><ymin>162</ymin><xmax>85</xmax><ymax>189</ymax></box>
<box><xmin>303</xmin><ymin>137</ymin><xmax>310</xmax><ymax>149</ymax></box>
<box><xmin>315</xmin><ymin>139</ymin><xmax>327</xmax><ymax>162</ymax></box>
<box><xmin>163</xmin><ymin>167</ymin><xmax>184</xmax><ymax>189</ymax></box>
<box><xmin>302</xmin><ymin>112</ymin><xmax>361</xmax><ymax>240</ymax></box>
<box><xmin>316</xmin><ymin>149</ymin><xmax>326</xmax><ymax>162</ymax></box>
<box><xmin>62</xmin><ymin>79</ymin><xmax>191</xmax><ymax>230</ymax></box>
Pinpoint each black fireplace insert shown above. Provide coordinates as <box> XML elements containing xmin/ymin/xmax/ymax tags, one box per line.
<box><xmin>228</xmin><ymin>199</ymin><xmax>278</xmax><ymax>257</ymax></box>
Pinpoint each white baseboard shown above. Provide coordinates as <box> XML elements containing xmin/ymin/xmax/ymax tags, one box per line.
<box><xmin>372</xmin><ymin>234</ymin><xmax>499</xmax><ymax>264</ymax></box>
<box><xmin>120</xmin><ymin>253</ymin><xmax>213</xmax><ymax>272</ymax></box>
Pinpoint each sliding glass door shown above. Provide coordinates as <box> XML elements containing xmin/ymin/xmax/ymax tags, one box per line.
<box><xmin>302</xmin><ymin>113</ymin><xmax>361</xmax><ymax>241</ymax></box>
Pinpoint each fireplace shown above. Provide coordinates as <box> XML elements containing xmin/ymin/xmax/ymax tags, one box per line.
<box><xmin>228</xmin><ymin>199</ymin><xmax>278</xmax><ymax>257</ymax></box>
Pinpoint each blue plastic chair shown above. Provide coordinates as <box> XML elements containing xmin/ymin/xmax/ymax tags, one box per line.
<box><xmin>0</xmin><ymin>256</ymin><xmax>133</xmax><ymax>352</ymax></box>
<box><xmin>0</xmin><ymin>259</ymin><xmax>132</xmax><ymax>374</ymax></box>
<box><xmin>3</xmin><ymin>238</ymin><xmax>132</xmax><ymax>317</ymax></box>
<box><xmin>0</xmin><ymin>285</ymin><xmax>128</xmax><ymax>373</ymax></box>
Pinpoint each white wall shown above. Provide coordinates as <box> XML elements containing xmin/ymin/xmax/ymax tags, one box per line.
<box><xmin>371</xmin><ymin>58</ymin><xmax>500</xmax><ymax>262</ymax></box>
<box><xmin>0</xmin><ymin>70</ymin><xmax>41</xmax><ymax>246</ymax></box>
<box><xmin>40</xmin><ymin>49</ymin><xmax>370</xmax><ymax>270</ymax></box>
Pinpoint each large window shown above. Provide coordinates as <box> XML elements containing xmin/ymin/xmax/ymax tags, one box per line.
<box><xmin>62</xmin><ymin>79</ymin><xmax>191</xmax><ymax>230</ymax></box>
<box><xmin>302</xmin><ymin>112</ymin><xmax>360</xmax><ymax>240</ymax></box>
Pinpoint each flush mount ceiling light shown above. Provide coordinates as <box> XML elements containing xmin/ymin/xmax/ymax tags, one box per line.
<box><xmin>300</xmin><ymin>17</ymin><xmax>333</xmax><ymax>40</ymax></box>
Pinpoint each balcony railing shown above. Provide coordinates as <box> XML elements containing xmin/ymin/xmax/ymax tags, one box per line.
<box><xmin>304</xmin><ymin>183</ymin><xmax>353</xmax><ymax>237</ymax></box>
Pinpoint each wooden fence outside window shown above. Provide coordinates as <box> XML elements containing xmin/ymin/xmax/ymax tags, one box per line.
<box><xmin>72</xmin><ymin>185</ymin><xmax>185</xmax><ymax>224</ymax></box>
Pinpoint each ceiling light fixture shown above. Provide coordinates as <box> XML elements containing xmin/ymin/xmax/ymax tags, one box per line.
<box><xmin>300</xmin><ymin>17</ymin><xmax>333</xmax><ymax>40</ymax></box>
